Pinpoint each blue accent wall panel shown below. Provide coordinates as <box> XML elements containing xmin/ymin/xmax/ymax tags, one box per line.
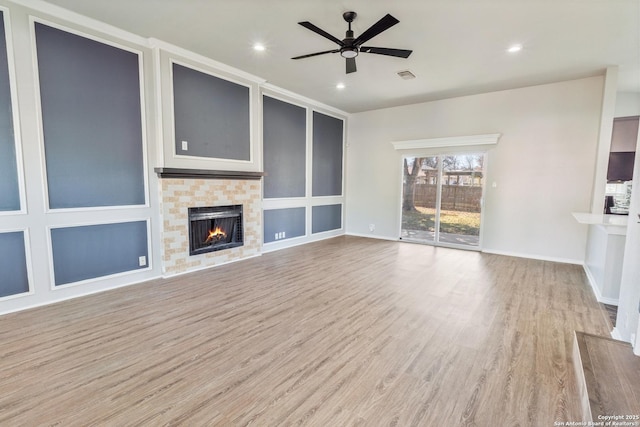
<box><xmin>312</xmin><ymin>112</ymin><xmax>343</xmax><ymax>197</ymax></box>
<box><xmin>0</xmin><ymin>231</ymin><xmax>30</xmax><ymax>298</ymax></box>
<box><xmin>35</xmin><ymin>23</ymin><xmax>145</xmax><ymax>209</ymax></box>
<box><xmin>312</xmin><ymin>204</ymin><xmax>342</xmax><ymax>234</ymax></box>
<box><xmin>173</xmin><ymin>63</ymin><xmax>250</xmax><ymax>161</ymax></box>
<box><xmin>51</xmin><ymin>221</ymin><xmax>148</xmax><ymax>286</ymax></box>
<box><xmin>264</xmin><ymin>207</ymin><xmax>305</xmax><ymax>243</ymax></box>
<box><xmin>263</xmin><ymin>96</ymin><xmax>306</xmax><ymax>198</ymax></box>
<box><xmin>0</xmin><ymin>13</ymin><xmax>20</xmax><ymax>212</ymax></box>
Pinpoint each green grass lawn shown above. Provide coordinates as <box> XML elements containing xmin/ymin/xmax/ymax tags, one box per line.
<box><xmin>402</xmin><ymin>207</ymin><xmax>480</xmax><ymax>236</ymax></box>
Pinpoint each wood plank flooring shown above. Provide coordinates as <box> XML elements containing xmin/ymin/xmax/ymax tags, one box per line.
<box><xmin>0</xmin><ymin>236</ymin><xmax>614</xmax><ymax>426</ymax></box>
<box><xmin>574</xmin><ymin>332</ymin><xmax>640</xmax><ymax>421</ymax></box>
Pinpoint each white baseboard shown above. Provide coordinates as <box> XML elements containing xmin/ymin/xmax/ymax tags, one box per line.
<box><xmin>262</xmin><ymin>230</ymin><xmax>345</xmax><ymax>253</ymax></box>
<box><xmin>481</xmin><ymin>248</ymin><xmax>582</xmax><ymax>265</ymax></box>
<box><xmin>345</xmin><ymin>232</ymin><xmax>399</xmax><ymax>242</ymax></box>
<box><xmin>581</xmin><ymin>264</ymin><xmax>619</xmax><ymax>306</ymax></box>
<box><xmin>611</xmin><ymin>327</ymin><xmax>624</xmax><ymax>341</ymax></box>
<box><xmin>347</xmin><ymin>237</ymin><xmax>592</xmax><ymax>266</ymax></box>
<box><xmin>0</xmin><ymin>274</ymin><xmax>160</xmax><ymax>316</ymax></box>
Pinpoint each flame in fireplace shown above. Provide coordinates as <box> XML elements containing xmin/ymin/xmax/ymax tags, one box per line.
<box><xmin>204</xmin><ymin>226</ymin><xmax>227</xmax><ymax>243</ymax></box>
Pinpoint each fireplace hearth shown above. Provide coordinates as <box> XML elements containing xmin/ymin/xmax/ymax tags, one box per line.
<box><xmin>188</xmin><ymin>205</ymin><xmax>243</xmax><ymax>255</ymax></box>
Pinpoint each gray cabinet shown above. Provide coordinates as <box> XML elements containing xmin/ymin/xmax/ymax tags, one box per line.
<box><xmin>607</xmin><ymin>116</ymin><xmax>639</xmax><ymax>183</ymax></box>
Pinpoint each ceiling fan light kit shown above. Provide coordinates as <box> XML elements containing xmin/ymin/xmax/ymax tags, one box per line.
<box><xmin>292</xmin><ymin>11</ymin><xmax>412</xmax><ymax>74</ymax></box>
<box><xmin>340</xmin><ymin>47</ymin><xmax>358</xmax><ymax>59</ymax></box>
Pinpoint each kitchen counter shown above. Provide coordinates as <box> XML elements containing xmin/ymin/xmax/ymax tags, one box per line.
<box><xmin>572</xmin><ymin>212</ymin><xmax>628</xmax><ymax>235</ymax></box>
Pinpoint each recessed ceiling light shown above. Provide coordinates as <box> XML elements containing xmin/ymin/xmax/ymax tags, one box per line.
<box><xmin>336</xmin><ymin>83</ymin><xmax>346</xmax><ymax>90</ymax></box>
<box><xmin>507</xmin><ymin>44</ymin><xmax>522</xmax><ymax>53</ymax></box>
<box><xmin>253</xmin><ymin>43</ymin><xmax>266</xmax><ymax>52</ymax></box>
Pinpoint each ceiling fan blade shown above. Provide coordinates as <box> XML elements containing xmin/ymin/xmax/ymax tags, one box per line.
<box><xmin>291</xmin><ymin>49</ymin><xmax>340</xmax><ymax>60</ymax></box>
<box><xmin>298</xmin><ymin>21</ymin><xmax>344</xmax><ymax>46</ymax></box>
<box><xmin>353</xmin><ymin>14</ymin><xmax>399</xmax><ymax>46</ymax></box>
<box><xmin>346</xmin><ymin>57</ymin><xmax>357</xmax><ymax>74</ymax></box>
<box><xmin>360</xmin><ymin>46</ymin><xmax>413</xmax><ymax>58</ymax></box>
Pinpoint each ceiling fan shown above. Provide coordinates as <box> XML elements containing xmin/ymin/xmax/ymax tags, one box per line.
<box><xmin>292</xmin><ymin>11</ymin><xmax>412</xmax><ymax>74</ymax></box>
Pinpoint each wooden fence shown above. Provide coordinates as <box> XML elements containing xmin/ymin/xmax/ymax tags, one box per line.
<box><xmin>413</xmin><ymin>184</ymin><xmax>482</xmax><ymax>212</ymax></box>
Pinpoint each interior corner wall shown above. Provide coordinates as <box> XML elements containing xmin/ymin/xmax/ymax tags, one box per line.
<box><xmin>346</xmin><ymin>76</ymin><xmax>604</xmax><ymax>263</ymax></box>
<box><xmin>615</xmin><ymin>92</ymin><xmax>640</xmax><ymax>117</ymax></box>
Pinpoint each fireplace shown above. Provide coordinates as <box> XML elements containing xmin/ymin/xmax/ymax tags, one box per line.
<box><xmin>188</xmin><ymin>205</ymin><xmax>243</xmax><ymax>255</ymax></box>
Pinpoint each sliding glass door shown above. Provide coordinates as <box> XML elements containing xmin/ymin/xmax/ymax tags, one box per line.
<box><xmin>400</xmin><ymin>156</ymin><xmax>439</xmax><ymax>243</ymax></box>
<box><xmin>401</xmin><ymin>153</ymin><xmax>485</xmax><ymax>248</ymax></box>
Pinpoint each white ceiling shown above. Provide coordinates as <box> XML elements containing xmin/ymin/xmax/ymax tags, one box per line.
<box><xmin>37</xmin><ymin>0</ymin><xmax>640</xmax><ymax>113</ymax></box>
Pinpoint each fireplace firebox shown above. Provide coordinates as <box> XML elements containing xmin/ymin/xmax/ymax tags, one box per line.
<box><xmin>188</xmin><ymin>205</ymin><xmax>243</xmax><ymax>255</ymax></box>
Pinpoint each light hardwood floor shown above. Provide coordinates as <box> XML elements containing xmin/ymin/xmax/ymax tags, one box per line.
<box><xmin>574</xmin><ymin>332</ymin><xmax>640</xmax><ymax>420</ymax></box>
<box><xmin>0</xmin><ymin>236</ymin><xmax>613</xmax><ymax>426</ymax></box>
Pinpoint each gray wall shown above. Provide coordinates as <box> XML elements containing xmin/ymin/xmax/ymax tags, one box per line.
<box><xmin>51</xmin><ymin>221</ymin><xmax>148</xmax><ymax>286</ymax></box>
<box><xmin>0</xmin><ymin>13</ymin><xmax>20</xmax><ymax>212</ymax></box>
<box><xmin>0</xmin><ymin>231</ymin><xmax>29</xmax><ymax>297</ymax></box>
<box><xmin>35</xmin><ymin>23</ymin><xmax>145</xmax><ymax>209</ymax></box>
<box><xmin>263</xmin><ymin>96</ymin><xmax>306</xmax><ymax>198</ymax></box>
<box><xmin>312</xmin><ymin>112</ymin><xmax>344</xmax><ymax>197</ymax></box>
<box><xmin>264</xmin><ymin>208</ymin><xmax>306</xmax><ymax>243</ymax></box>
<box><xmin>173</xmin><ymin>63</ymin><xmax>250</xmax><ymax>161</ymax></box>
<box><xmin>312</xmin><ymin>204</ymin><xmax>342</xmax><ymax>233</ymax></box>
<box><xmin>261</xmin><ymin>96</ymin><xmax>346</xmax><ymax>247</ymax></box>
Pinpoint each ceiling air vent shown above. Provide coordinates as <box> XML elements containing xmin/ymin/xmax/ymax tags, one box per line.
<box><xmin>397</xmin><ymin>70</ymin><xmax>416</xmax><ymax>80</ymax></box>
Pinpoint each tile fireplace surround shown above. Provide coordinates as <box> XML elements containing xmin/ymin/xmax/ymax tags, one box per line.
<box><xmin>157</xmin><ymin>170</ymin><xmax>262</xmax><ymax>276</ymax></box>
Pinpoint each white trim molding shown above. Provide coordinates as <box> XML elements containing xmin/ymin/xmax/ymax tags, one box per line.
<box><xmin>46</xmin><ymin>218</ymin><xmax>153</xmax><ymax>290</ymax></box>
<box><xmin>9</xmin><ymin>0</ymin><xmax>149</xmax><ymax>45</ymax></box>
<box><xmin>261</xmin><ymin>83</ymin><xmax>349</xmax><ymax>118</ymax></box>
<box><xmin>29</xmin><ymin>16</ymin><xmax>151</xmax><ymax>212</ymax></box>
<box><xmin>392</xmin><ymin>133</ymin><xmax>501</xmax><ymax>151</ymax></box>
<box><xmin>581</xmin><ymin>264</ymin><xmax>620</xmax><ymax>306</ymax></box>
<box><xmin>634</xmin><ymin>319</ymin><xmax>640</xmax><ymax>356</ymax></box>
<box><xmin>0</xmin><ymin>6</ymin><xmax>28</xmax><ymax>216</ymax></box>
<box><xmin>611</xmin><ymin>327</ymin><xmax>623</xmax><ymax>341</ymax></box>
<box><xmin>482</xmin><ymin>248</ymin><xmax>583</xmax><ymax>266</ymax></box>
<box><xmin>0</xmin><ymin>227</ymin><xmax>35</xmax><ymax>300</ymax></box>
<box><xmin>168</xmin><ymin>56</ymin><xmax>256</xmax><ymax>166</ymax></box>
<box><xmin>148</xmin><ymin>37</ymin><xmax>266</xmax><ymax>85</ymax></box>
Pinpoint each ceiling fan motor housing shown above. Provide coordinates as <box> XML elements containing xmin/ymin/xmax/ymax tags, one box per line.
<box><xmin>292</xmin><ymin>10</ymin><xmax>412</xmax><ymax>73</ymax></box>
<box><xmin>342</xmin><ymin>10</ymin><xmax>357</xmax><ymax>57</ymax></box>
<box><xmin>343</xmin><ymin>11</ymin><xmax>357</xmax><ymax>23</ymax></box>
